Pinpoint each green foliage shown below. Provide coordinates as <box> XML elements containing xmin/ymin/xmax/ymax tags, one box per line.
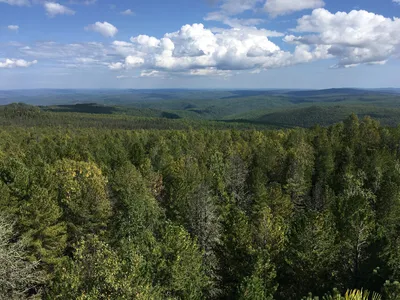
<box><xmin>280</xmin><ymin>212</ymin><xmax>340</xmax><ymax>299</ymax></box>
<box><xmin>304</xmin><ymin>289</ymin><xmax>381</xmax><ymax>300</ymax></box>
<box><xmin>0</xmin><ymin>158</ymin><xmax>67</xmax><ymax>275</ymax></box>
<box><xmin>110</xmin><ymin>162</ymin><xmax>161</xmax><ymax>246</ymax></box>
<box><xmin>218</xmin><ymin>197</ymin><xmax>255</xmax><ymax>298</ymax></box>
<box><xmin>53</xmin><ymin>159</ymin><xmax>112</xmax><ymax>245</ymax></box>
<box><xmin>0</xmin><ymin>113</ymin><xmax>400</xmax><ymax>299</ymax></box>
<box><xmin>238</xmin><ymin>253</ymin><xmax>277</xmax><ymax>300</ymax></box>
<box><xmin>18</xmin><ymin>185</ymin><xmax>67</xmax><ymax>267</ymax></box>
<box><xmin>156</xmin><ymin>224</ymin><xmax>208</xmax><ymax>299</ymax></box>
<box><xmin>49</xmin><ymin>235</ymin><xmax>158</xmax><ymax>299</ymax></box>
<box><xmin>382</xmin><ymin>281</ymin><xmax>400</xmax><ymax>300</ymax></box>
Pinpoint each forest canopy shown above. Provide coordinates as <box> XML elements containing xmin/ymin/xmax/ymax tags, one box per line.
<box><xmin>1</xmin><ymin>110</ymin><xmax>400</xmax><ymax>299</ymax></box>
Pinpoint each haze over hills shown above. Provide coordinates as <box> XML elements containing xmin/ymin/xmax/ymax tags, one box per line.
<box><xmin>1</xmin><ymin>88</ymin><xmax>400</xmax><ymax>101</ymax></box>
<box><xmin>1</xmin><ymin>88</ymin><xmax>400</xmax><ymax>128</ymax></box>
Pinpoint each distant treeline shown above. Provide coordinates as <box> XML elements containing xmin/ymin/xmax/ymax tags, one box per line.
<box><xmin>0</xmin><ymin>103</ymin><xmax>271</xmax><ymax>130</ymax></box>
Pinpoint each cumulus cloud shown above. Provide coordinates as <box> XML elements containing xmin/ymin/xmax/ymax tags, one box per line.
<box><xmin>107</xmin><ymin>56</ymin><xmax>144</xmax><ymax>70</ymax></box>
<box><xmin>0</xmin><ymin>58</ymin><xmax>37</xmax><ymax>68</ymax></box>
<box><xmin>85</xmin><ymin>22</ymin><xmax>118</xmax><ymax>37</ymax></box>
<box><xmin>110</xmin><ymin>41</ymin><xmax>137</xmax><ymax>56</ymax></box>
<box><xmin>285</xmin><ymin>8</ymin><xmax>400</xmax><ymax>67</ymax></box>
<box><xmin>44</xmin><ymin>2</ymin><xmax>75</xmax><ymax>17</ymax></box>
<box><xmin>5</xmin><ymin>4</ymin><xmax>396</xmax><ymax>77</ymax></box>
<box><xmin>264</xmin><ymin>0</ymin><xmax>325</xmax><ymax>17</ymax></box>
<box><xmin>7</xmin><ymin>25</ymin><xmax>19</xmax><ymax>32</ymax></box>
<box><xmin>107</xmin><ymin>23</ymin><xmax>318</xmax><ymax>75</ymax></box>
<box><xmin>110</xmin><ymin>17</ymin><xmax>397</xmax><ymax>76</ymax></box>
<box><xmin>121</xmin><ymin>9</ymin><xmax>134</xmax><ymax>15</ymax></box>
<box><xmin>108</xmin><ymin>62</ymin><xmax>124</xmax><ymax>70</ymax></box>
<box><xmin>125</xmin><ymin>55</ymin><xmax>145</xmax><ymax>67</ymax></box>
<box><xmin>0</xmin><ymin>0</ymin><xmax>30</xmax><ymax>5</ymax></box>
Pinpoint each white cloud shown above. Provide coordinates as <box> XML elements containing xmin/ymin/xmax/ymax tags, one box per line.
<box><xmin>107</xmin><ymin>56</ymin><xmax>144</xmax><ymax>70</ymax></box>
<box><xmin>17</xmin><ymin>41</ymin><xmax>112</xmax><ymax>69</ymax></box>
<box><xmin>7</xmin><ymin>25</ymin><xmax>19</xmax><ymax>32</ymax></box>
<box><xmin>204</xmin><ymin>12</ymin><xmax>284</xmax><ymax>36</ymax></box>
<box><xmin>85</xmin><ymin>21</ymin><xmax>118</xmax><ymax>37</ymax></box>
<box><xmin>107</xmin><ymin>23</ymin><xmax>306</xmax><ymax>74</ymax></box>
<box><xmin>140</xmin><ymin>70</ymin><xmax>162</xmax><ymax>77</ymax></box>
<box><xmin>5</xmin><ymin>6</ymin><xmax>395</xmax><ymax>77</ymax></box>
<box><xmin>44</xmin><ymin>2</ymin><xmax>75</xmax><ymax>17</ymax></box>
<box><xmin>108</xmin><ymin>62</ymin><xmax>124</xmax><ymax>70</ymax></box>
<box><xmin>116</xmin><ymin>75</ymin><xmax>130</xmax><ymax>79</ymax></box>
<box><xmin>130</xmin><ymin>35</ymin><xmax>161</xmax><ymax>48</ymax></box>
<box><xmin>285</xmin><ymin>8</ymin><xmax>400</xmax><ymax>67</ymax></box>
<box><xmin>394</xmin><ymin>0</ymin><xmax>400</xmax><ymax>3</ymax></box>
<box><xmin>111</xmin><ymin>41</ymin><xmax>137</xmax><ymax>56</ymax></box>
<box><xmin>138</xmin><ymin>68</ymin><xmax>233</xmax><ymax>79</ymax></box>
<box><xmin>74</xmin><ymin>57</ymin><xmax>99</xmax><ymax>64</ymax></box>
<box><xmin>220</xmin><ymin>0</ymin><xmax>263</xmax><ymax>15</ymax></box>
<box><xmin>121</xmin><ymin>9</ymin><xmax>134</xmax><ymax>15</ymax></box>
<box><xmin>7</xmin><ymin>41</ymin><xmax>24</xmax><ymax>47</ymax></box>
<box><xmin>111</xmin><ymin>18</ymin><xmax>397</xmax><ymax>76</ymax></box>
<box><xmin>207</xmin><ymin>0</ymin><xmax>324</xmax><ymax>18</ymax></box>
<box><xmin>189</xmin><ymin>67</ymin><xmax>233</xmax><ymax>77</ymax></box>
<box><xmin>0</xmin><ymin>0</ymin><xmax>30</xmax><ymax>5</ymax></box>
<box><xmin>125</xmin><ymin>55</ymin><xmax>145</xmax><ymax>67</ymax></box>
<box><xmin>68</xmin><ymin>0</ymin><xmax>96</xmax><ymax>4</ymax></box>
<box><xmin>264</xmin><ymin>0</ymin><xmax>325</xmax><ymax>17</ymax></box>
<box><xmin>0</xmin><ymin>58</ymin><xmax>37</xmax><ymax>68</ymax></box>
<box><xmin>205</xmin><ymin>11</ymin><xmax>264</xmax><ymax>28</ymax></box>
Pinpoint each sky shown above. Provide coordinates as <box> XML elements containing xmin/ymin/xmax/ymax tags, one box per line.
<box><xmin>0</xmin><ymin>0</ymin><xmax>400</xmax><ymax>89</ymax></box>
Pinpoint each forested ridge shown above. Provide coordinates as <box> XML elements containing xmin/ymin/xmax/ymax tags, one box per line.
<box><xmin>4</xmin><ymin>88</ymin><xmax>400</xmax><ymax>128</ymax></box>
<box><xmin>2</xmin><ymin>110</ymin><xmax>400</xmax><ymax>299</ymax></box>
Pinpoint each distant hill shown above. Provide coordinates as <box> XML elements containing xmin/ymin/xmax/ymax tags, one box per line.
<box><xmin>1</xmin><ymin>88</ymin><xmax>399</xmax><ymax>106</ymax></box>
<box><xmin>2</xmin><ymin>88</ymin><xmax>400</xmax><ymax>128</ymax></box>
<box><xmin>256</xmin><ymin>105</ymin><xmax>400</xmax><ymax>127</ymax></box>
<box><xmin>42</xmin><ymin>103</ymin><xmax>183</xmax><ymax>119</ymax></box>
<box><xmin>284</xmin><ymin>88</ymin><xmax>400</xmax><ymax>97</ymax></box>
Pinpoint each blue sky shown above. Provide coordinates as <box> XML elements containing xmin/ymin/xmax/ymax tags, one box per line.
<box><xmin>1</xmin><ymin>0</ymin><xmax>400</xmax><ymax>89</ymax></box>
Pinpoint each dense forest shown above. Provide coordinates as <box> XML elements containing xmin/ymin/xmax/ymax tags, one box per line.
<box><xmin>2</xmin><ymin>103</ymin><xmax>400</xmax><ymax>299</ymax></box>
